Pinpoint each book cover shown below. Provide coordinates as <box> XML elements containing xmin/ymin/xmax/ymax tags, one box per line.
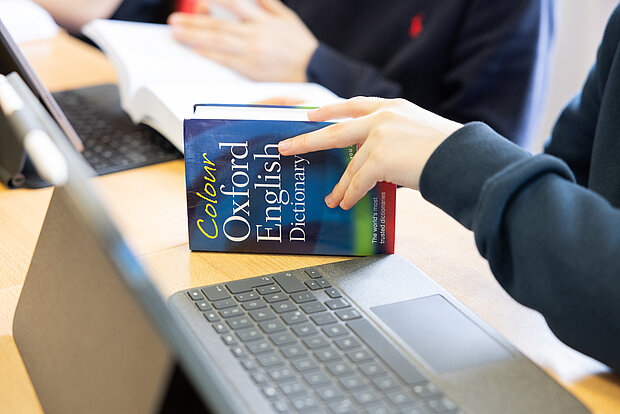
<box><xmin>184</xmin><ymin>108</ymin><xmax>396</xmax><ymax>256</ymax></box>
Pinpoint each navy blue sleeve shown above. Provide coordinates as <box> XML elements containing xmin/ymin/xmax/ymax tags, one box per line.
<box><xmin>419</xmin><ymin>122</ymin><xmax>620</xmax><ymax>372</ymax></box>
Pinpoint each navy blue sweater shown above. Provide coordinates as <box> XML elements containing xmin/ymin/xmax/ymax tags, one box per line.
<box><xmin>111</xmin><ymin>0</ymin><xmax>553</xmax><ymax>147</ymax></box>
<box><xmin>285</xmin><ymin>0</ymin><xmax>553</xmax><ymax>147</ymax></box>
<box><xmin>420</xmin><ymin>6</ymin><xmax>620</xmax><ymax>372</ymax></box>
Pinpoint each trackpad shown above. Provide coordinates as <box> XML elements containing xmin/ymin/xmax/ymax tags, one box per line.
<box><xmin>371</xmin><ymin>295</ymin><xmax>511</xmax><ymax>373</ymax></box>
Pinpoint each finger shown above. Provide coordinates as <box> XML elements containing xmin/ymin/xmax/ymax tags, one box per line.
<box><xmin>325</xmin><ymin>144</ymin><xmax>372</xmax><ymax>208</ymax></box>
<box><xmin>252</xmin><ymin>96</ymin><xmax>305</xmax><ymax>106</ymax></box>
<box><xmin>340</xmin><ymin>162</ymin><xmax>381</xmax><ymax>210</ymax></box>
<box><xmin>173</xmin><ymin>26</ymin><xmax>246</xmax><ymax>55</ymax></box>
<box><xmin>278</xmin><ymin>116</ymin><xmax>372</xmax><ymax>156</ymax></box>
<box><xmin>210</xmin><ymin>0</ymin><xmax>264</xmax><ymax>20</ymax></box>
<box><xmin>308</xmin><ymin>97</ymin><xmax>388</xmax><ymax>121</ymax></box>
<box><xmin>257</xmin><ymin>0</ymin><xmax>293</xmax><ymax>16</ymax></box>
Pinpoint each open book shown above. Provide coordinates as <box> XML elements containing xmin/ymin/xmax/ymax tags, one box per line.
<box><xmin>82</xmin><ymin>19</ymin><xmax>341</xmax><ymax>152</ymax></box>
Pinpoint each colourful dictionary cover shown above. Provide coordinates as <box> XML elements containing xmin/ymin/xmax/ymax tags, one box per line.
<box><xmin>183</xmin><ymin>104</ymin><xmax>396</xmax><ymax>256</ymax></box>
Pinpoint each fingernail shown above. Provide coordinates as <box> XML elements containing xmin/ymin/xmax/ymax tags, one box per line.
<box><xmin>279</xmin><ymin>140</ymin><xmax>290</xmax><ymax>152</ymax></box>
<box><xmin>325</xmin><ymin>194</ymin><xmax>332</xmax><ymax>206</ymax></box>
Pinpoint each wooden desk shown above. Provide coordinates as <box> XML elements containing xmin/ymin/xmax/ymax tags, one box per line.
<box><xmin>1</xmin><ymin>32</ymin><xmax>619</xmax><ymax>414</ymax></box>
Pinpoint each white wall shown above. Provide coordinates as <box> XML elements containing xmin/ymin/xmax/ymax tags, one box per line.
<box><xmin>533</xmin><ymin>0</ymin><xmax>618</xmax><ymax>151</ymax></box>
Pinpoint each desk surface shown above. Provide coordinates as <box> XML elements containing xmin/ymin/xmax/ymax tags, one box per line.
<box><xmin>1</xmin><ymin>32</ymin><xmax>619</xmax><ymax>414</ymax></box>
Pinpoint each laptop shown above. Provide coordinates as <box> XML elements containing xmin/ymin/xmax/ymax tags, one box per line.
<box><xmin>0</xmin><ymin>18</ymin><xmax>181</xmax><ymax>188</ymax></box>
<box><xmin>10</xmin><ymin>72</ymin><xmax>589</xmax><ymax>413</ymax></box>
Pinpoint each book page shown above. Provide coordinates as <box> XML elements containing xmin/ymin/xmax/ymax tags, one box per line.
<box><xmin>82</xmin><ymin>20</ymin><xmax>248</xmax><ymax>108</ymax></box>
<box><xmin>135</xmin><ymin>81</ymin><xmax>342</xmax><ymax>151</ymax></box>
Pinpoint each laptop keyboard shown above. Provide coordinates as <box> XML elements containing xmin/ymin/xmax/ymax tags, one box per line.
<box><xmin>53</xmin><ymin>88</ymin><xmax>182</xmax><ymax>175</ymax></box>
<box><xmin>183</xmin><ymin>268</ymin><xmax>462</xmax><ymax>414</ymax></box>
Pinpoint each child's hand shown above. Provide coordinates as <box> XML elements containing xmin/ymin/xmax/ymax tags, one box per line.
<box><xmin>168</xmin><ymin>0</ymin><xmax>318</xmax><ymax>82</ymax></box>
<box><xmin>278</xmin><ymin>97</ymin><xmax>463</xmax><ymax>210</ymax></box>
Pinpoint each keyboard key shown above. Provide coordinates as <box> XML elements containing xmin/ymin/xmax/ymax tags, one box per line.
<box><xmin>326</xmin><ymin>360</ymin><xmax>354</xmax><ymax>377</ymax></box>
<box><xmin>221</xmin><ymin>334</ymin><xmax>237</xmax><ymax>346</ymax></box>
<box><xmin>241</xmin><ymin>359</ymin><xmax>257</xmax><ymax>371</ymax></box>
<box><xmin>352</xmin><ymin>388</ymin><xmax>382</xmax><ymax>405</ymax></box>
<box><xmin>271</xmin><ymin>398</ymin><xmax>291</xmax><ymax>413</ymax></box>
<box><xmin>302</xmin><ymin>335</ymin><xmax>330</xmax><ymax>349</ymax></box>
<box><xmin>291</xmin><ymin>395</ymin><xmax>319</xmax><ymax>411</ymax></box>
<box><xmin>280</xmin><ymin>343</ymin><xmax>308</xmax><ymax>359</ymax></box>
<box><xmin>322</xmin><ymin>324</ymin><xmax>349</xmax><ymax>338</ymax></box>
<box><xmin>387</xmin><ymin>389</ymin><xmax>417</xmax><ymax>407</ymax></box>
<box><xmin>305</xmin><ymin>268</ymin><xmax>322</xmax><ymax>279</ymax></box>
<box><xmin>267</xmin><ymin>366</ymin><xmax>295</xmax><ymax>382</ymax></box>
<box><xmin>339</xmin><ymin>374</ymin><xmax>367</xmax><ymax>391</ymax></box>
<box><xmin>237</xmin><ymin>327</ymin><xmax>263</xmax><ymax>342</ymax></box>
<box><xmin>272</xmin><ymin>299</ymin><xmax>297</xmax><ymax>313</ymax></box>
<box><xmin>300</xmin><ymin>301</ymin><xmax>327</xmax><ymax>314</ymax></box>
<box><xmin>281</xmin><ymin>310</ymin><xmax>308</xmax><ymax>325</ymax></box>
<box><xmin>273</xmin><ymin>272</ymin><xmax>307</xmax><ymax>293</ymax></box>
<box><xmin>303</xmin><ymin>370</ymin><xmax>331</xmax><ymax>386</ymax></box>
<box><xmin>292</xmin><ymin>322</ymin><xmax>318</xmax><ymax>337</ymax></box>
<box><xmin>202</xmin><ymin>285</ymin><xmax>230</xmax><ymax>301</ymax></box>
<box><xmin>247</xmin><ymin>340</ymin><xmax>272</xmax><ymax>355</ymax></box>
<box><xmin>259</xmin><ymin>319</ymin><xmax>287</xmax><ymax>333</ymax></box>
<box><xmin>348</xmin><ymin>319</ymin><xmax>427</xmax><ymax>385</ymax></box>
<box><xmin>325</xmin><ymin>298</ymin><xmax>351</xmax><ymax>310</ymax></box>
<box><xmin>230</xmin><ymin>345</ymin><xmax>246</xmax><ymax>358</ymax></box>
<box><xmin>335</xmin><ymin>308</ymin><xmax>362</xmax><ymax>321</ymax></box>
<box><xmin>242</xmin><ymin>299</ymin><xmax>267</xmax><ymax>311</ymax></box>
<box><xmin>427</xmin><ymin>397</ymin><xmax>458</xmax><ymax>413</ymax></box>
<box><xmin>334</xmin><ymin>336</ymin><xmax>361</xmax><ymax>350</ymax></box>
<box><xmin>315</xmin><ymin>347</ymin><xmax>341</xmax><ymax>362</ymax></box>
<box><xmin>279</xmin><ymin>380</ymin><xmax>307</xmax><ymax>397</ymax></box>
<box><xmin>204</xmin><ymin>311</ymin><xmax>220</xmax><ymax>322</ymax></box>
<box><xmin>316</xmin><ymin>384</ymin><xmax>344</xmax><ymax>401</ymax></box>
<box><xmin>328</xmin><ymin>397</ymin><xmax>357</xmax><ymax>414</ymax></box>
<box><xmin>225</xmin><ymin>276</ymin><xmax>274</xmax><ymax>294</ymax></box>
<box><xmin>257</xmin><ymin>285</ymin><xmax>281</xmax><ymax>295</ymax></box>
<box><xmin>261</xmin><ymin>385</ymin><xmax>279</xmax><ymax>399</ymax></box>
<box><xmin>291</xmin><ymin>291</ymin><xmax>317</xmax><ymax>304</ymax></box>
<box><xmin>269</xmin><ymin>331</ymin><xmax>297</xmax><ymax>346</ymax></box>
<box><xmin>257</xmin><ymin>353</ymin><xmax>284</xmax><ymax>367</ymax></box>
<box><xmin>212</xmin><ymin>299</ymin><xmax>237</xmax><ymax>309</ymax></box>
<box><xmin>235</xmin><ymin>292</ymin><xmax>259</xmax><ymax>302</ymax></box>
<box><xmin>212</xmin><ymin>322</ymin><xmax>229</xmax><ymax>333</ymax></box>
<box><xmin>346</xmin><ymin>349</ymin><xmax>374</xmax><ymax>363</ymax></box>
<box><xmin>305</xmin><ymin>280</ymin><xmax>322</xmax><ymax>290</ymax></box>
<box><xmin>226</xmin><ymin>315</ymin><xmax>253</xmax><ymax>330</ymax></box>
<box><xmin>413</xmin><ymin>382</ymin><xmax>442</xmax><ymax>400</ymax></box>
<box><xmin>371</xmin><ymin>373</ymin><xmax>400</xmax><ymax>391</ymax></box>
<box><xmin>219</xmin><ymin>306</ymin><xmax>243</xmax><ymax>318</ymax></box>
<box><xmin>187</xmin><ymin>289</ymin><xmax>204</xmax><ymax>301</ymax></box>
<box><xmin>195</xmin><ymin>300</ymin><xmax>211</xmax><ymax>312</ymax></box>
<box><xmin>249</xmin><ymin>308</ymin><xmax>277</xmax><ymax>322</ymax></box>
<box><xmin>291</xmin><ymin>356</ymin><xmax>320</xmax><ymax>372</ymax></box>
<box><xmin>264</xmin><ymin>293</ymin><xmax>288</xmax><ymax>303</ymax></box>
<box><xmin>251</xmin><ymin>371</ymin><xmax>269</xmax><ymax>385</ymax></box>
<box><xmin>315</xmin><ymin>278</ymin><xmax>332</xmax><ymax>288</ymax></box>
<box><xmin>359</xmin><ymin>361</ymin><xmax>387</xmax><ymax>377</ymax></box>
<box><xmin>325</xmin><ymin>287</ymin><xmax>342</xmax><ymax>298</ymax></box>
<box><xmin>310</xmin><ymin>312</ymin><xmax>338</xmax><ymax>326</ymax></box>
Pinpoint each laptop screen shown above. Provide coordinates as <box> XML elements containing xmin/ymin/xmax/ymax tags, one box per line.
<box><xmin>0</xmin><ymin>18</ymin><xmax>83</xmax><ymax>151</ymax></box>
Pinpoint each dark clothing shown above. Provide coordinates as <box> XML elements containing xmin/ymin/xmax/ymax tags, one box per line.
<box><xmin>110</xmin><ymin>0</ymin><xmax>173</xmax><ymax>24</ymax></box>
<box><xmin>286</xmin><ymin>0</ymin><xmax>553</xmax><ymax>147</ymax></box>
<box><xmin>112</xmin><ymin>0</ymin><xmax>553</xmax><ymax>147</ymax></box>
<box><xmin>419</xmin><ymin>6</ymin><xmax>620</xmax><ymax>372</ymax></box>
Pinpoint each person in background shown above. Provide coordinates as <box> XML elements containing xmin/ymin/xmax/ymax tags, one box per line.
<box><xmin>168</xmin><ymin>0</ymin><xmax>554</xmax><ymax>148</ymax></box>
<box><xmin>36</xmin><ymin>0</ymin><xmax>554</xmax><ymax>148</ymax></box>
<box><xmin>277</xmin><ymin>5</ymin><xmax>620</xmax><ymax>373</ymax></box>
<box><xmin>33</xmin><ymin>0</ymin><xmax>175</xmax><ymax>33</ymax></box>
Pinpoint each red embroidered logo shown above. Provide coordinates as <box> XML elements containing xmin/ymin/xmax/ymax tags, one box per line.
<box><xmin>409</xmin><ymin>13</ymin><xmax>424</xmax><ymax>39</ymax></box>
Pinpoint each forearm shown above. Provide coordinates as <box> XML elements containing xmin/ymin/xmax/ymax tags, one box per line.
<box><xmin>420</xmin><ymin>123</ymin><xmax>620</xmax><ymax>371</ymax></box>
<box><xmin>34</xmin><ymin>0</ymin><xmax>123</xmax><ymax>32</ymax></box>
